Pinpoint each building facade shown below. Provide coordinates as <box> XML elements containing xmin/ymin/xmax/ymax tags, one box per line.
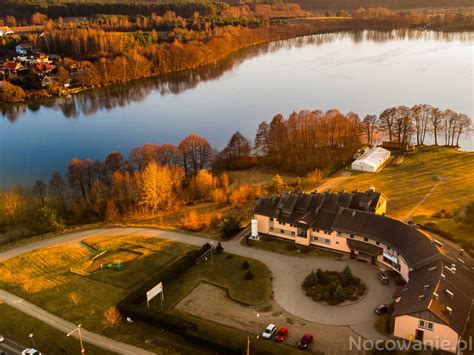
<box><xmin>254</xmin><ymin>190</ymin><xmax>473</xmax><ymax>353</ymax></box>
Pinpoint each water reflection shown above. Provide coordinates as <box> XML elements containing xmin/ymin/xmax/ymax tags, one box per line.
<box><xmin>1</xmin><ymin>30</ymin><xmax>472</xmax><ymax>122</ymax></box>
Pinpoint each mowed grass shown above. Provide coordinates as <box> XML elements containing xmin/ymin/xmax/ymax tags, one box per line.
<box><xmin>317</xmin><ymin>146</ymin><xmax>474</xmax><ymax>220</ymax></box>
<box><xmin>0</xmin><ymin>303</ymin><xmax>112</xmax><ymax>354</ymax></box>
<box><xmin>242</xmin><ymin>235</ymin><xmax>342</xmax><ymax>258</ymax></box>
<box><xmin>162</xmin><ymin>252</ymin><xmax>272</xmax><ymax>307</ymax></box>
<box><xmin>0</xmin><ymin>236</ymin><xmax>203</xmax><ymax>354</ymax></box>
<box><xmin>413</xmin><ymin>216</ymin><xmax>473</xmax><ymax>242</ymax></box>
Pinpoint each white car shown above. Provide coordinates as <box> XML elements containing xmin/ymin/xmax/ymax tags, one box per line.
<box><xmin>262</xmin><ymin>324</ymin><xmax>276</xmax><ymax>339</ymax></box>
<box><xmin>0</xmin><ymin>335</ymin><xmax>4</xmax><ymax>342</ymax></box>
<box><xmin>22</xmin><ymin>349</ymin><xmax>41</xmax><ymax>355</ymax></box>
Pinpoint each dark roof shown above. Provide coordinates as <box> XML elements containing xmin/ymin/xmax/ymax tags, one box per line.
<box><xmin>393</xmin><ymin>259</ymin><xmax>474</xmax><ymax>334</ymax></box>
<box><xmin>347</xmin><ymin>239</ymin><xmax>383</xmax><ymax>256</ymax></box>
<box><xmin>254</xmin><ymin>191</ymin><xmax>474</xmax><ymax>334</ymax></box>
<box><xmin>332</xmin><ymin>209</ymin><xmax>439</xmax><ymax>268</ymax></box>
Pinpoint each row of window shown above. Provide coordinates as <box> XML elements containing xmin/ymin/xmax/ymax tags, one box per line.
<box><xmin>312</xmin><ymin>236</ymin><xmax>330</xmax><ymax>244</ymax></box>
<box><xmin>419</xmin><ymin>320</ymin><xmax>434</xmax><ymax>331</ymax></box>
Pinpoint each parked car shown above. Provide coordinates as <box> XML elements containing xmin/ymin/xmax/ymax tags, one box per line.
<box><xmin>274</xmin><ymin>327</ymin><xmax>288</xmax><ymax>342</ymax></box>
<box><xmin>298</xmin><ymin>333</ymin><xmax>313</xmax><ymax>349</ymax></box>
<box><xmin>21</xmin><ymin>349</ymin><xmax>41</xmax><ymax>355</ymax></box>
<box><xmin>262</xmin><ymin>324</ymin><xmax>276</xmax><ymax>339</ymax></box>
<box><xmin>377</xmin><ymin>271</ymin><xmax>389</xmax><ymax>285</ymax></box>
<box><xmin>0</xmin><ymin>335</ymin><xmax>4</xmax><ymax>342</ymax></box>
<box><xmin>374</xmin><ymin>304</ymin><xmax>389</xmax><ymax>315</ymax></box>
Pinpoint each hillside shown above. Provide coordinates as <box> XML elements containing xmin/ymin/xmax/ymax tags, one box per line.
<box><xmin>316</xmin><ymin>146</ymin><xmax>474</xmax><ymax>220</ymax></box>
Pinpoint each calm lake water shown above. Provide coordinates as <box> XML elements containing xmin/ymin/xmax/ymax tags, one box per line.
<box><xmin>0</xmin><ymin>30</ymin><xmax>473</xmax><ymax>189</ymax></box>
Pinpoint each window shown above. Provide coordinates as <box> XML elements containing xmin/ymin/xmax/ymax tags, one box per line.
<box><xmin>291</xmin><ymin>231</ymin><xmax>295</xmax><ymax>236</ymax></box>
<box><xmin>280</xmin><ymin>229</ymin><xmax>285</xmax><ymax>234</ymax></box>
<box><xmin>427</xmin><ymin>323</ymin><xmax>433</xmax><ymax>331</ymax></box>
<box><xmin>350</xmin><ymin>234</ymin><xmax>354</xmax><ymax>239</ymax></box>
<box><xmin>419</xmin><ymin>320</ymin><xmax>425</xmax><ymax>328</ymax></box>
<box><xmin>317</xmin><ymin>229</ymin><xmax>320</xmax><ymax>233</ymax></box>
<box><xmin>337</xmin><ymin>231</ymin><xmax>342</xmax><ymax>236</ymax></box>
<box><xmin>364</xmin><ymin>237</ymin><xmax>369</xmax><ymax>242</ymax></box>
<box><xmin>387</xmin><ymin>246</ymin><xmax>391</xmax><ymax>250</ymax></box>
<box><xmin>419</xmin><ymin>320</ymin><xmax>434</xmax><ymax>331</ymax></box>
<box><xmin>270</xmin><ymin>226</ymin><xmax>274</xmax><ymax>231</ymax></box>
<box><xmin>312</xmin><ymin>236</ymin><xmax>318</xmax><ymax>242</ymax></box>
<box><xmin>325</xmin><ymin>239</ymin><xmax>330</xmax><ymax>244</ymax></box>
<box><xmin>376</xmin><ymin>241</ymin><xmax>380</xmax><ymax>246</ymax></box>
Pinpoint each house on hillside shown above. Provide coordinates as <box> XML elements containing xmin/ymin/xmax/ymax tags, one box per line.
<box><xmin>0</xmin><ymin>26</ymin><xmax>14</xmax><ymax>36</ymax></box>
<box><xmin>351</xmin><ymin>147</ymin><xmax>391</xmax><ymax>173</ymax></box>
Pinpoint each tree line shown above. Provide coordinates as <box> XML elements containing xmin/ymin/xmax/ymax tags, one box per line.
<box><xmin>0</xmin><ymin>104</ymin><xmax>471</xmax><ymax>239</ymax></box>
<box><xmin>364</xmin><ymin>104</ymin><xmax>471</xmax><ymax>147</ymax></box>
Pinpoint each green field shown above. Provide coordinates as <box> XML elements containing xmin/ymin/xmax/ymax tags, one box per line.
<box><xmin>0</xmin><ymin>236</ymin><xmax>207</xmax><ymax>354</ymax></box>
<box><xmin>242</xmin><ymin>235</ymin><xmax>342</xmax><ymax>258</ymax></box>
<box><xmin>317</xmin><ymin>146</ymin><xmax>474</xmax><ymax>220</ymax></box>
<box><xmin>0</xmin><ymin>303</ymin><xmax>111</xmax><ymax>354</ymax></box>
<box><xmin>163</xmin><ymin>252</ymin><xmax>272</xmax><ymax>307</ymax></box>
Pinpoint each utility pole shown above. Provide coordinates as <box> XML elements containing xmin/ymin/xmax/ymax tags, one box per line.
<box><xmin>246</xmin><ymin>336</ymin><xmax>250</xmax><ymax>355</ymax></box>
<box><xmin>210</xmin><ymin>241</ymin><xmax>214</xmax><ymax>265</ymax></box>
<box><xmin>67</xmin><ymin>324</ymin><xmax>85</xmax><ymax>354</ymax></box>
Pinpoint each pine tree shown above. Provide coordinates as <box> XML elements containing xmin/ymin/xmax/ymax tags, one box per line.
<box><xmin>333</xmin><ymin>284</ymin><xmax>346</xmax><ymax>303</ymax></box>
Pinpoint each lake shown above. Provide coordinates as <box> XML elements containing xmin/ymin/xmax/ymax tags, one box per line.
<box><xmin>0</xmin><ymin>30</ymin><xmax>473</xmax><ymax>189</ymax></box>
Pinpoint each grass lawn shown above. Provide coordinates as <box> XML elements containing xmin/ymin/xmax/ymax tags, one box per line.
<box><xmin>163</xmin><ymin>252</ymin><xmax>272</xmax><ymax>307</ymax></box>
<box><xmin>0</xmin><ymin>236</ymin><xmax>206</xmax><ymax>354</ymax></box>
<box><xmin>412</xmin><ymin>216</ymin><xmax>473</xmax><ymax>242</ymax></box>
<box><xmin>0</xmin><ymin>303</ymin><xmax>111</xmax><ymax>354</ymax></box>
<box><xmin>316</xmin><ymin>146</ymin><xmax>474</xmax><ymax>220</ymax></box>
<box><xmin>374</xmin><ymin>314</ymin><xmax>391</xmax><ymax>336</ymax></box>
<box><xmin>242</xmin><ymin>235</ymin><xmax>342</xmax><ymax>258</ymax></box>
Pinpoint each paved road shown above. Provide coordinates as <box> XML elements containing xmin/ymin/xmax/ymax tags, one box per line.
<box><xmin>0</xmin><ymin>336</ymin><xmax>27</xmax><ymax>354</ymax></box>
<box><xmin>0</xmin><ymin>289</ymin><xmax>154</xmax><ymax>355</ymax></box>
<box><xmin>0</xmin><ymin>227</ymin><xmax>395</xmax><ymax>342</ymax></box>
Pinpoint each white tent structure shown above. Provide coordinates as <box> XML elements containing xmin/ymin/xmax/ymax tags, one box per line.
<box><xmin>351</xmin><ymin>147</ymin><xmax>391</xmax><ymax>173</ymax></box>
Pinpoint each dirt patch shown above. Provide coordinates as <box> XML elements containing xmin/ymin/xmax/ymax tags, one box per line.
<box><xmin>175</xmin><ymin>282</ymin><xmax>358</xmax><ymax>353</ymax></box>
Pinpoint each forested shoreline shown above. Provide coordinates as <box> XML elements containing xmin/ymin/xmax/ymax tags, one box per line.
<box><xmin>0</xmin><ymin>104</ymin><xmax>470</xmax><ymax>244</ymax></box>
<box><xmin>1</xmin><ymin>5</ymin><xmax>473</xmax><ymax>104</ymax></box>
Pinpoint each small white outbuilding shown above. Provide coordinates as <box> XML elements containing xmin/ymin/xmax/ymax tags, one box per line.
<box><xmin>351</xmin><ymin>147</ymin><xmax>391</xmax><ymax>173</ymax></box>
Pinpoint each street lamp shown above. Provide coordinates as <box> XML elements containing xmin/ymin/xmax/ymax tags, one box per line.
<box><xmin>256</xmin><ymin>313</ymin><xmax>260</xmax><ymax>339</ymax></box>
<box><xmin>67</xmin><ymin>324</ymin><xmax>85</xmax><ymax>354</ymax></box>
<box><xmin>28</xmin><ymin>333</ymin><xmax>35</xmax><ymax>346</ymax></box>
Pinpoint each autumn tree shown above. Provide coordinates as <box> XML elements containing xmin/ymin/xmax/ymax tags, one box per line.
<box><xmin>0</xmin><ymin>191</ymin><xmax>23</xmax><ymax>225</ymax></box>
<box><xmin>48</xmin><ymin>171</ymin><xmax>66</xmax><ymax>212</ymax></box>
<box><xmin>178</xmin><ymin>134</ymin><xmax>213</xmax><ymax>175</ymax></box>
<box><xmin>362</xmin><ymin>114</ymin><xmax>377</xmax><ymax>145</ymax></box>
<box><xmin>138</xmin><ymin>162</ymin><xmax>177</xmax><ymax>212</ymax></box>
<box><xmin>32</xmin><ymin>180</ymin><xmax>47</xmax><ymax>208</ymax></box>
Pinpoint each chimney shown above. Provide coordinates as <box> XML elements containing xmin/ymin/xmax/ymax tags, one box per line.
<box><xmin>446</xmin><ymin>306</ymin><xmax>453</xmax><ymax>315</ymax></box>
<box><xmin>368</xmin><ymin>186</ymin><xmax>375</xmax><ymax>192</ymax></box>
<box><xmin>433</xmin><ymin>292</ymin><xmax>439</xmax><ymax>300</ymax></box>
<box><xmin>419</xmin><ymin>295</ymin><xmax>425</xmax><ymax>301</ymax></box>
<box><xmin>423</xmin><ymin>284</ymin><xmax>430</xmax><ymax>290</ymax></box>
<box><xmin>446</xmin><ymin>289</ymin><xmax>454</xmax><ymax>299</ymax></box>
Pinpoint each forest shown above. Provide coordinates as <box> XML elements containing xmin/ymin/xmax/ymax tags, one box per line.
<box><xmin>1</xmin><ymin>4</ymin><xmax>473</xmax><ymax>103</ymax></box>
<box><xmin>0</xmin><ymin>104</ymin><xmax>470</xmax><ymax>245</ymax></box>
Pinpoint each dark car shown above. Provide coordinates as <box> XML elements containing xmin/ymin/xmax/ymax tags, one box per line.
<box><xmin>298</xmin><ymin>333</ymin><xmax>313</xmax><ymax>350</ymax></box>
<box><xmin>374</xmin><ymin>304</ymin><xmax>389</xmax><ymax>315</ymax></box>
<box><xmin>377</xmin><ymin>271</ymin><xmax>389</xmax><ymax>285</ymax></box>
<box><xmin>274</xmin><ymin>327</ymin><xmax>288</xmax><ymax>342</ymax></box>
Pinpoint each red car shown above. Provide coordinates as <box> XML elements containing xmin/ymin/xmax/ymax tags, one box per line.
<box><xmin>274</xmin><ymin>327</ymin><xmax>288</xmax><ymax>342</ymax></box>
<box><xmin>298</xmin><ymin>333</ymin><xmax>313</xmax><ymax>350</ymax></box>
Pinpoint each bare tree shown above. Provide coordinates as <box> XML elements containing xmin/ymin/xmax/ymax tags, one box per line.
<box><xmin>362</xmin><ymin>114</ymin><xmax>377</xmax><ymax>145</ymax></box>
<box><xmin>32</xmin><ymin>180</ymin><xmax>47</xmax><ymax>208</ymax></box>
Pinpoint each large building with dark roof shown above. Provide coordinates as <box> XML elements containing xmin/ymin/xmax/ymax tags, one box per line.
<box><xmin>253</xmin><ymin>190</ymin><xmax>473</xmax><ymax>353</ymax></box>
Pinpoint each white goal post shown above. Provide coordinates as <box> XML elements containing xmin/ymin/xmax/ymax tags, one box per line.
<box><xmin>146</xmin><ymin>282</ymin><xmax>164</xmax><ymax>309</ymax></box>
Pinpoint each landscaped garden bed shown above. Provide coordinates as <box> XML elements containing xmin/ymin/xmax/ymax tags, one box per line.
<box><xmin>302</xmin><ymin>266</ymin><xmax>367</xmax><ymax>305</ymax></box>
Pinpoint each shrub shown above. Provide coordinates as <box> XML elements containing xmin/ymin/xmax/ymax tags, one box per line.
<box><xmin>333</xmin><ymin>285</ymin><xmax>346</xmax><ymax>303</ymax></box>
<box><xmin>302</xmin><ymin>270</ymin><xmax>318</xmax><ymax>288</ymax></box>
<box><xmin>242</xmin><ymin>260</ymin><xmax>250</xmax><ymax>270</ymax></box>
<box><xmin>181</xmin><ymin>210</ymin><xmax>207</xmax><ymax>231</ymax></box>
<box><xmin>102</xmin><ymin>306</ymin><xmax>121</xmax><ymax>327</ymax></box>
<box><xmin>226</xmin><ymin>254</ymin><xmax>233</xmax><ymax>259</ymax></box>
<box><xmin>349</xmin><ymin>295</ymin><xmax>358</xmax><ymax>301</ymax></box>
<box><xmin>215</xmin><ymin>241</ymin><xmax>224</xmax><ymax>254</ymax></box>
<box><xmin>341</xmin><ymin>265</ymin><xmax>352</xmax><ymax>286</ymax></box>
<box><xmin>244</xmin><ymin>270</ymin><xmax>254</xmax><ymax>280</ymax></box>
<box><xmin>32</xmin><ymin>207</ymin><xmax>64</xmax><ymax>233</ymax></box>
<box><xmin>300</xmin><ymin>246</ymin><xmax>311</xmax><ymax>254</ymax></box>
<box><xmin>211</xmin><ymin>188</ymin><xmax>227</xmax><ymax>204</ymax></box>
<box><xmin>220</xmin><ymin>215</ymin><xmax>240</xmax><ymax>239</ymax></box>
